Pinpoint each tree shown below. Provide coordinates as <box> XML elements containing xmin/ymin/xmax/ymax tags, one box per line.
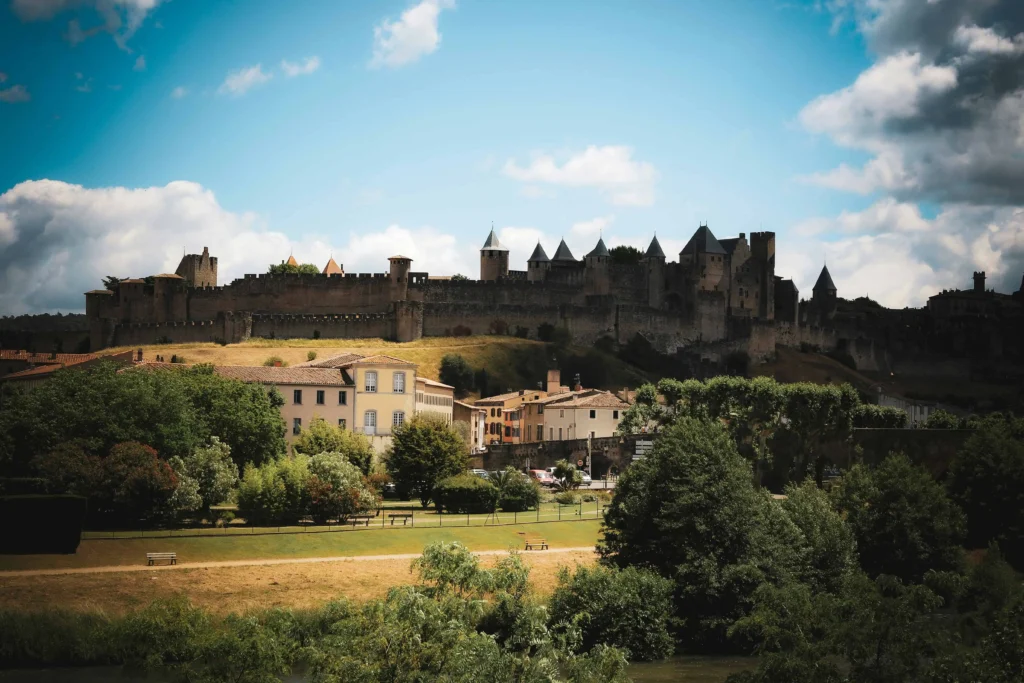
<box><xmin>267</xmin><ymin>262</ymin><xmax>320</xmax><ymax>275</ymax></box>
<box><xmin>386</xmin><ymin>414</ymin><xmax>468</xmax><ymax>507</ymax></box>
<box><xmin>833</xmin><ymin>454</ymin><xmax>966</xmax><ymax>582</ymax></box>
<box><xmin>947</xmin><ymin>418</ymin><xmax>1024</xmax><ymax>568</ymax></box>
<box><xmin>552</xmin><ymin>459</ymin><xmax>583</xmax><ymax>492</ymax></box>
<box><xmin>599</xmin><ymin>417</ymin><xmax>804</xmax><ymax>650</ymax></box>
<box><xmin>781</xmin><ymin>480</ymin><xmax>858</xmax><ymax>594</ymax></box>
<box><xmin>98</xmin><ymin>442</ymin><xmax>179</xmax><ymax>526</ymax></box>
<box><xmin>306</xmin><ymin>452</ymin><xmax>379</xmax><ymax>523</ymax></box>
<box><xmin>549</xmin><ymin>565</ymin><xmax>675</xmax><ymax>661</ymax></box>
<box><xmin>291</xmin><ymin>417</ymin><xmax>374</xmax><ymax>474</ymax></box>
<box><xmin>450</xmin><ymin>274</ymin><xmax>470</xmax><ymax>281</ymax></box>
<box><xmin>433</xmin><ymin>473</ymin><xmax>498</xmax><ymax>514</ymax></box>
<box><xmin>236</xmin><ymin>456</ymin><xmax>311</xmax><ymax>526</ymax></box>
<box><xmin>608</xmin><ymin>245</ymin><xmax>644</xmax><ymax>265</ymax></box>
<box><xmin>491</xmin><ymin>467</ymin><xmax>540</xmax><ymax>512</ymax></box>
<box><xmin>439</xmin><ymin>354</ymin><xmax>475</xmax><ymax>397</ymax></box>
<box><xmin>30</xmin><ymin>441</ymin><xmax>101</xmax><ymax>496</ymax></box>
<box><xmin>167</xmin><ymin>437</ymin><xmax>239</xmax><ymax>521</ymax></box>
<box><xmin>614</xmin><ymin>383</ymin><xmax>663</xmax><ymax>435</ymax></box>
<box><xmin>925</xmin><ymin>409</ymin><xmax>962</xmax><ymax>429</ymax></box>
<box><xmin>102</xmin><ymin>276</ymin><xmax>122</xmax><ymax>290</ymax></box>
<box><xmin>851</xmin><ymin>404</ymin><xmax>909</xmax><ymax>429</ymax></box>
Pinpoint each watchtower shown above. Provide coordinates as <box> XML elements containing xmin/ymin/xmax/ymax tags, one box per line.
<box><xmin>480</xmin><ymin>228</ymin><xmax>509</xmax><ymax>281</ymax></box>
<box><xmin>389</xmin><ymin>255</ymin><xmax>412</xmax><ymax>301</ymax></box>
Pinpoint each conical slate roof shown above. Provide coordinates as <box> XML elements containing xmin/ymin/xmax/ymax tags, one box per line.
<box><xmin>528</xmin><ymin>242</ymin><xmax>549</xmax><ymax>262</ymax></box>
<box><xmin>813</xmin><ymin>265</ymin><xmax>837</xmax><ymax>292</ymax></box>
<box><xmin>286</xmin><ymin>254</ymin><xmax>299</xmax><ymax>266</ymax></box>
<box><xmin>680</xmin><ymin>225</ymin><xmax>726</xmax><ymax>256</ymax></box>
<box><xmin>322</xmin><ymin>257</ymin><xmax>342</xmax><ymax>275</ymax></box>
<box><xmin>481</xmin><ymin>228</ymin><xmax>507</xmax><ymax>251</ymax></box>
<box><xmin>645</xmin><ymin>235</ymin><xmax>666</xmax><ymax>259</ymax></box>
<box><xmin>587</xmin><ymin>238</ymin><xmax>609</xmax><ymax>258</ymax></box>
<box><xmin>551</xmin><ymin>239</ymin><xmax>576</xmax><ymax>262</ymax></box>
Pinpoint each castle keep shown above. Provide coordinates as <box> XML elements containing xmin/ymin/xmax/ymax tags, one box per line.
<box><xmin>84</xmin><ymin>226</ymin><xmax>1024</xmax><ymax>374</ymax></box>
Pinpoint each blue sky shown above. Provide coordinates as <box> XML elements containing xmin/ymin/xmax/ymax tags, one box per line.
<box><xmin>2</xmin><ymin>0</ymin><xmax>1022</xmax><ymax>314</ymax></box>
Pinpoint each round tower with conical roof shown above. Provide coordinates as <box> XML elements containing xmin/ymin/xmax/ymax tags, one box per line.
<box><xmin>480</xmin><ymin>227</ymin><xmax>509</xmax><ymax>281</ymax></box>
<box><xmin>584</xmin><ymin>237</ymin><xmax>610</xmax><ymax>295</ymax></box>
<box><xmin>645</xmin><ymin>235</ymin><xmax>666</xmax><ymax>308</ymax></box>
<box><xmin>811</xmin><ymin>264</ymin><xmax>838</xmax><ymax>321</ymax></box>
<box><xmin>527</xmin><ymin>242</ymin><xmax>550</xmax><ymax>282</ymax></box>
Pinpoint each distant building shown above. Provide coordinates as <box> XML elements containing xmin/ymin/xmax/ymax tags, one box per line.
<box><xmin>454</xmin><ymin>400</ymin><xmax>487</xmax><ymax>454</ymax></box>
<box><xmin>475</xmin><ymin>388</ymin><xmax>548</xmax><ymax>445</ymax></box>
<box><xmin>415</xmin><ymin>376</ymin><xmax>454</xmax><ymax>423</ymax></box>
<box><xmin>0</xmin><ymin>349</ymin><xmax>135</xmax><ymax>390</ymax></box>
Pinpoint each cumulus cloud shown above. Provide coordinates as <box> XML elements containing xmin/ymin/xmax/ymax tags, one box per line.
<box><xmin>503</xmin><ymin>145</ymin><xmax>658</xmax><ymax>207</ymax></box>
<box><xmin>133</xmin><ymin>55</ymin><xmax>146</xmax><ymax>71</ymax></box>
<box><xmin>570</xmin><ymin>215</ymin><xmax>615</xmax><ymax>238</ymax></box>
<box><xmin>13</xmin><ymin>0</ymin><xmax>164</xmax><ymax>50</ymax></box>
<box><xmin>170</xmin><ymin>85</ymin><xmax>187</xmax><ymax>99</ymax></box>
<box><xmin>0</xmin><ymin>84</ymin><xmax>31</xmax><ymax>103</ymax></box>
<box><xmin>218</xmin><ymin>64</ymin><xmax>271</xmax><ymax>96</ymax></box>
<box><xmin>371</xmin><ymin>0</ymin><xmax>455</xmax><ymax>69</ymax></box>
<box><xmin>0</xmin><ymin>180</ymin><xmax>484</xmax><ymax>314</ymax></box>
<box><xmin>281</xmin><ymin>56</ymin><xmax>321</xmax><ymax>77</ymax></box>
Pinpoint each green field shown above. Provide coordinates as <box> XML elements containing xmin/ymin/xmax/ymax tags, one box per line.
<box><xmin>0</xmin><ymin>520</ymin><xmax>602</xmax><ymax>571</ymax></box>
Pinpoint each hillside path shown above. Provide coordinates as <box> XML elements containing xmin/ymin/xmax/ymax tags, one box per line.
<box><xmin>1</xmin><ymin>546</ymin><xmax>597</xmax><ymax>578</ymax></box>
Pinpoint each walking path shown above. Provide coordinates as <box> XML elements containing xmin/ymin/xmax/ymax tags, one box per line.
<box><xmin>1</xmin><ymin>546</ymin><xmax>598</xmax><ymax>578</ymax></box>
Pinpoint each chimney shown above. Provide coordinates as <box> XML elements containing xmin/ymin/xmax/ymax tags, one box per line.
<box><xmin>546</xmin><ymin>369</ymin><xmax>561</xmax><ymax>394</ymax></box>
<box><xmin>973</xmin><ymin>271</ymin><xmax>986</xmax><ymax>293</ymax></box>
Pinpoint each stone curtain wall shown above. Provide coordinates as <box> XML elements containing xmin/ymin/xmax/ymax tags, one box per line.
<box><xmin>472</xmin><ymin>433</ymin><xmax>656</xmax><ymax>477</ymax></box>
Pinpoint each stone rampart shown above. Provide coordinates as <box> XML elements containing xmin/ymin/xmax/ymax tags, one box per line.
<box><xmin>471</xmin><ymin>433</ymin><xmax>657</xmax><ymax>477</ymax></box>
<box><xmin>250</xmin><ymin>312</ymin><xmax>394</xmax><ymax>341</ymax></box>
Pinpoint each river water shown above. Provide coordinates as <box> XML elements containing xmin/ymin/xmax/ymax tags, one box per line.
<box><xmin>0</xmin><ymin>656</ymin><xmax>754</xmax><ymax>682</ymax></box>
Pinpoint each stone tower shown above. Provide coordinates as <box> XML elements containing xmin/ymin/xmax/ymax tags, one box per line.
<box><xmin>680</xmin><ymin>225</ymin><xmax>726</xmax><ymax>292</ymax></box>
<box><xmin>480</xmin><ymin>228</ymin><xmax>509</xmax><ymax>281</ymax></box>
<box><xmin>750</xmin><ymin>231</ymin><xmax>776</xmax><ymax>320</ymax></box>
<box><xmin>389</xmin><ymin>255</ymin><xmax>412</xmax><ymax>301</ymax></box>
<box><xmin>811</xmin><ymin>264</ymin><xmax>838</xmax><ymax>321</ymax></box>
<box><xmin>584</xmin><ymin>237</ymin><xmax>610</xmax><ymax>295</ymax></box>
<box><xmin>645</xmin><ymin>235</ymin><xmax>666</xmax><ymax>309</ymax></box>
<box><xmin>527</xmin><ymin>242</ymin><xmax>550</xmax><ymax>282</ymax></box>
<box><xmin>174</xmin><ymin>246</ymin><xmax>218</xmax><ymax>288</ymax></box>
<box><xmin>973</xmin><ymin>271</ymin><xmax>986</xmax><ymax>292</ymax></box>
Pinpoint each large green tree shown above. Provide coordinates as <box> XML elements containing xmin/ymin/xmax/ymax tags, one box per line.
<box><xmin>781</xmin><ymin>480</ymin><xmax>858</xmax><ymax>594</ymax></box>
<box><xmin>833</xmin><ymin>454</ymin><xmax>966</xmax><ymax>583</ymax></box>
<box><xmin>291</xmin><ymin>417</ymin><xmax>375</xmax><ymax>474</ymax></box>
<box><xmin>167</xmin><ymin>437</ymin><xmax>239</xmax><ymax>521</ymax></box>
<box><xmin>386</xmin><ymin>414</ymin><xmax>468</xmax><ymax>507</ymax></box>
<box><xmin>599</xmin><ymin>417</ymin><xmax>804</xmax><ymax>651</ymax></box>
<box><xmin>439</xmin><ymin>354</ymin><xmax>475</xmax><ymax>397</ymax></box>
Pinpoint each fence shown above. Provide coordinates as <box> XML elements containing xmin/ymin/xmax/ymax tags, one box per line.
<box><xmin>81</xmin><ymin>499</ymin><xmax>608</xmax><ymax>540</ymax></box>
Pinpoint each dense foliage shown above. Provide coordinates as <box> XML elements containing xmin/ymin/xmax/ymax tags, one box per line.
<box><xmin>439</xmin><ymin>353</ymin><xmax>475</xmax><ymax>396</ymax></box>
<box><xmin>552</xmin><ymin>459</ymin><xmax>584</xmax><ymax>491</ymax></box>
<box><xmin>781</xmin><ymin>480</ymin><xmax>858</xmax><ymax>594</ymax></box>
<box><xmin>490</xmin><ymin>467</ymin><xmax>541</xmax><ymax>512</ymax></box>
<box><xmin>549</xmin><ymin>565</ymin><xmax>675</xmax><ymax>661</ymax></box>
<box><xmin>600</xmin><ymin>417</ymin><xmax>804</xmax><ymax>651</ymax></box>
<box><xmin>947</xmin><ymin>414</ymin><xmax>1024</xmax><ymax>568</ymax></box>
<box><xmin>851</xmin><ymin>404</ymin><xmax>909</xmax><ymax>429</ymax></box>
<box><xmin>291</xmin><ymin>417</ymin><xmax>375</xmax><ymax>474</ymax></box>
<box><xmin>267</xmin><ymin>262</ymin><xmax>320</xmax><ymax>275</ymax></box>
<box><xmin>167</xmin><ymin>437</ymin><xmax>239</xmax><ymax>521</ymax></box>
<box><xmin>0</xmin><ymin>362</ymin><xmax>286</xmax><ymax>474</ymax></box>
<box><xmin>833</xmin><ymin>454</ymin><xmax>965</xmax><ymax>582</ymax></box>
<box><xmin>386</xmin><ymin>414</ymin><xmax>468</xmax><ymax>507</ymax></box>
<box><xmin>433</xmin><ymin>473</ymin><xmax>499</xmax><ymax>514</ymax></box>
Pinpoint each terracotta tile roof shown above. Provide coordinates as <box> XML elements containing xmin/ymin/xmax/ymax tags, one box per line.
<box><xmin>454</xmin><ymin>400</ymin><xmax>485</xmax><ymax>412</ymax></box>
<box><xmin>544</xmin><ymin>391</ymin><xmax>629</xmax><ymax>409</ymax></box>
<box><xmin>527</xmin><ymin>391</ymin><xmax>581</xmax><ymax>405</ymax></box>
<box><xmin>294</xmin><ymin>353</ymin><xmax>365</xmax><ymax>368</ymax></box>
<box><xmin>474</xmin><ymin>389</ymin><xmax>544</xmax><ymax>405</ymax></box>
<box><xmin>120</xmin><ymin>278</ymin><xmax>146</xmax><ymax>284</ymax></box>
<box><xmin>341</xmin><ymin>354</ymin><xmax>416</xmax><ymax>367</ymax></box>
<box><xmin>154</xmin><ymin>273</ymin><xmax>184</xmax><ymax>279</ymax></box>
<box><xmin>2</xmin><ymin>364</ymin><xmax>65</xmax><ymax>380</ymax></box>
<box><xmin>0</xmin><ymin>350</ymin><xmax>97</xmax><ymax>364</ymax></box>
<box><xmin>85</xmin><ymin>289</ymin><xmax>113</xmax><ymax>295</ymax></box>
<box><xmin>417</xmin><ymin>376</ymin><xmax>454</xmax><ymax>389</ymax></box>
<box><xmin>213</xmin><ymin>365</ymin><xmax>353</xmax><ymax>386</ymax></box>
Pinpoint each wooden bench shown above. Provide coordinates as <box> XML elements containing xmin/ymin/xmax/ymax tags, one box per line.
<box><xmin>388</xmin><ymin>513</ymin><xmax>413</xmax><ymax>526</ymax></box>
<box><xmin>523</xmin><ymin>536</ymin><xmax>548</xmax><ymax>551</ymax></box>
<box><xmin>349</xmin><ymin>515</ymin><xmax>374</xmax><ymax>527</ymax></box>
<box><xmin>146</xmin><ymin>552</ymin><xmax>176</xmax><ymax>566</ymax></box>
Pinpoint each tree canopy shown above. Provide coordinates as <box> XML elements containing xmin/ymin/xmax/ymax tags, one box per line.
<box><xmin>386</xmin><ymin>414</ymin><xmax>468</xmax><ymax>507</ymax></box>
<box><xmin>267</xmin><ymin>262</ymin><xmax>320</xmax><ymax>275</ymax></box>
<box><xmin>291</xmin><ymin>417</ymin><xmax>375</xmax><ymax>474</ymax></box>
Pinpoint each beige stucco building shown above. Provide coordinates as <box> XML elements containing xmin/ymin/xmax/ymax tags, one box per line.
<box><xmin>524</xmin><ymin>389</ymin><xmax>629</xmax><ymax>442</ymax></box>
<box><xmin>415</xmin><ymin>376</ymin><xmax>455</xmax><ymax>423</ymax></box>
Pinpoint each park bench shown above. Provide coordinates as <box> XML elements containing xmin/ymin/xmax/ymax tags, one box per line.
<box><xmin>523</xmin><ymin>535</ymin><xmax>548</xmax><ymax>551</ymax></box>
<box><xmin>146</xmin><ymin>552</ymin><xmax>176</xmax><ymax>566</ymax></box>
<box><xmin>388</xmin><ymin>513</ymin><xmax>413</xmax><ymax>526</ymax></box>
<box><xmin>349</xmin><ymin>515</ymin><xmax>374</xmax><ymax>527</ymax></box>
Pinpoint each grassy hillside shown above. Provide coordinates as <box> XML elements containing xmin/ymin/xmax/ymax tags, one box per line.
<box><xmin>754</xmin><ymin>346</ymin><xmax>880</xmax><ymax>394</ymax></box>
<box><xmin>102</xmin><ymin>336</ymin><xmax>651</xmax><ymax>397</ymax></box>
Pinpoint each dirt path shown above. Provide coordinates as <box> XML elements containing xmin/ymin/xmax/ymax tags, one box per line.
<box><xmin>1</xmin><ymin>546</ymin><xmax>597</xmax><ymax>578</ymax></box>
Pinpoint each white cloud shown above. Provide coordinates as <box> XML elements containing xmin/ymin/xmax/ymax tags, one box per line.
<box><xmin>371</xmin><ymin>0</ymin><xmax>455</xmax><ymax>69</ymax></box>
<box><xmin>218</xmin><ymin>64</ymin><xmax>271</xmax><ymax>96</ymax></box>
<box><xmin>570</xmin><ymin>215</ymin><xmax>615</xmax><ymax>238</ymax></box>
<box><xmin>0</xmin><ymin>179</ymin><xmax>485</xmax><ymax>314</ymax></box>
<box><xmin>281</xmin><ymin>56</ymin><xmax>321</xmax><ymax>77</ymax></box>
<box><xmin>133</xmin><ymin>55</ymin><xmax>146</xmax><ymax>71</ymax></box>
<box><xmin>503</xmin><ymin>145</ymin><xmax>658</xmax><ymax>207</ymax></box>
<box><xmin>953</xmin><ymin>25</ymin><xmax>1024</xmax><ymax>56</ymax></box>
<box><xmin>13</xmin><ymin>0</ymin><xmax>164</xmax><ymax>50</ymax></box>
<box><xmin>170</xmin><ymin>86</ymin><xmax>187</xmax><ymax>99</ymax></box>
<box><xmin>0</xmin><ymin>84</ymin><xmax>31</xmax><ymax>103</ymax></box>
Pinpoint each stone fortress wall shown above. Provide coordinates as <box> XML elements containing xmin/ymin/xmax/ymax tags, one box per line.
<box><xmin>84</xmin><ymin>226</ymin><xmax>1024</xmax><ymax>375</ymax></box>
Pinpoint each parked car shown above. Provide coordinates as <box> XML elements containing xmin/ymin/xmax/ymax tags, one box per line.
<box><xmin>528</xmin><ymin>469</ymin><xmax>555</xmax><ymax>487</ymax></box>
<box><xmin>469</xmin><ymin>469</ymin><xmax>490</xmax><ymax>480</ymax></box>
<box><xmin>545</xmin><ymin>466</ymin><xmax>592</xmax><ymax>486</ymax></box>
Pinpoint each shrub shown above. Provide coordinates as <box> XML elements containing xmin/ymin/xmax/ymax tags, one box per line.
<box><xmin>553</xmin><ymin>459</ymin><xmax>583</xmax><ymax>491</ymax></box>
<box><xmin>851</xmin><ymin>404</ymin><xmax>909</xmax><ymax>428</ymax></box>
<box><xmin>550</xmin><ymin>565</ymin><xmax>675</xmax><ymax>661</ymax></box>
<box><xmin>291</xmin><ymin>417</ymin><xmax>374</xmax><ymax>474</ymax></box>
<box><xmin>237</xmin><ymin>456</ymin><xmax>310</xmax><ymax>526</ymax></box>
<box><xmin>554</xmin><ymin>491</ymin><xmax>581</xmax><ymax>505</ymax></box>
<box><xmin>306</xmin><ymin>452</ymin><xmax>379</xmax><ymax>523</ymax></box>
<box><xmin>433</xmin><ymin>474</ymin><xmax>499</xmax><ymax>514</ymax></box>
<box><xmin>0</xmin><ymin>494</ymin><xmax>87</xmax><ymax>554</ymax></box>
<box><xmin>925</xmin><ymin>409</ymin><xmax>962</xmax><ymax>429</ymax></box>
<box><xmin>262</xmin><ymin>356</ymin><xmax>287</xmax><ymax>367</ymax></box>
<box><xmin>98</xmin><ymin>442</ymin><xmax>179</xmax><ymax>526</ymax></box>
<box><xmin>782</xmin><ymin>479</ymin><xmax>858</xmax><ymax>593</ymax></box>
<box><xmin>493</xmin><ymin>468</ymin><xmax>540</xmax><ymax>512</ymax></box>
<box><xmin>306</xmin><ymin>351</ymin><xmax>317</xmax><ymax>362</ymax></box>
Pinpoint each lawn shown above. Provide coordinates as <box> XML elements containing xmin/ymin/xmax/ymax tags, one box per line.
<box><xmin>0</xmin><ymin>520</ymin><xmax>602</xmax><ymax>571</ymax></box>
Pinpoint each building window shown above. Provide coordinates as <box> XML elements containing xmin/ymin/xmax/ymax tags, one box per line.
<box><xmin>316</xmin><ymin>390</ymin><xmax>325</xmax><ymax>405</ymax></box>
<box><xmin>293</xmin><ymin>417</ymin><xmax>301</xmax><ymax>435</ymax></box>
<box><xmin>550</xmin><ymin>427</ymin><xmax>553</xmax><ymax>440</ymax></box>
<box><xmin>558</xmin><ymin>427</ymin><xmax>563</xmax><ymax>440</ymax></box>
<box><xmin>338</xmin><ymin>419</ymin><xmax>347</xmax><ymax>429</ymax></box>
<box><xmin>537</xmin><ymin>426</ymin><xmax>544</xmax><ymax>441</ymax></box>
<box><xmin>365</xmin><ymin>371</ymin><xmax>377</xmax><ymax>393</ymax></box>
<box><xmin>505</xmin><ymin>426</ymin><xmax>511</xmax><ymax>437</ymax></box>
<box><xmin>538</xmin><ymin>405</ymin><xmax>544</xmax><ymax>414</ymax></box>
<box><xmin>393</xmin><ymin>411</ymin><xmax>405</xmax><ymax>427</ymax></box>
<box><xmin>613</xmin><ymin>410</ymin><xmax>619</xmax><ymax>419</ymax></box>
<box><xmin>364</xmin><ymin>410</ymin><xmax>377</xmax><ymax>435</ymax></box>
<box><xmin>560</xmin><ymin>409</ymin><xmax>564</xmax><ymax>418</ymax></box>
<box><xmin>339</xmin><ymin>390</ymin><xmax>347</xmax><ymax>405</ymax></box>
<box><xmin>589</xmin><ymin>409</ymin><xmax>596</xmax><ymax>419</ymax></box>
<box><xmin>293</xmin><ymin>389</ymin><xmax>302</xmax><ymax>405</ymax></box>
<box><xmin>393</xmin><ymin>372</ymin><xmax>405</xmax><ymax>393</ymax></box>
